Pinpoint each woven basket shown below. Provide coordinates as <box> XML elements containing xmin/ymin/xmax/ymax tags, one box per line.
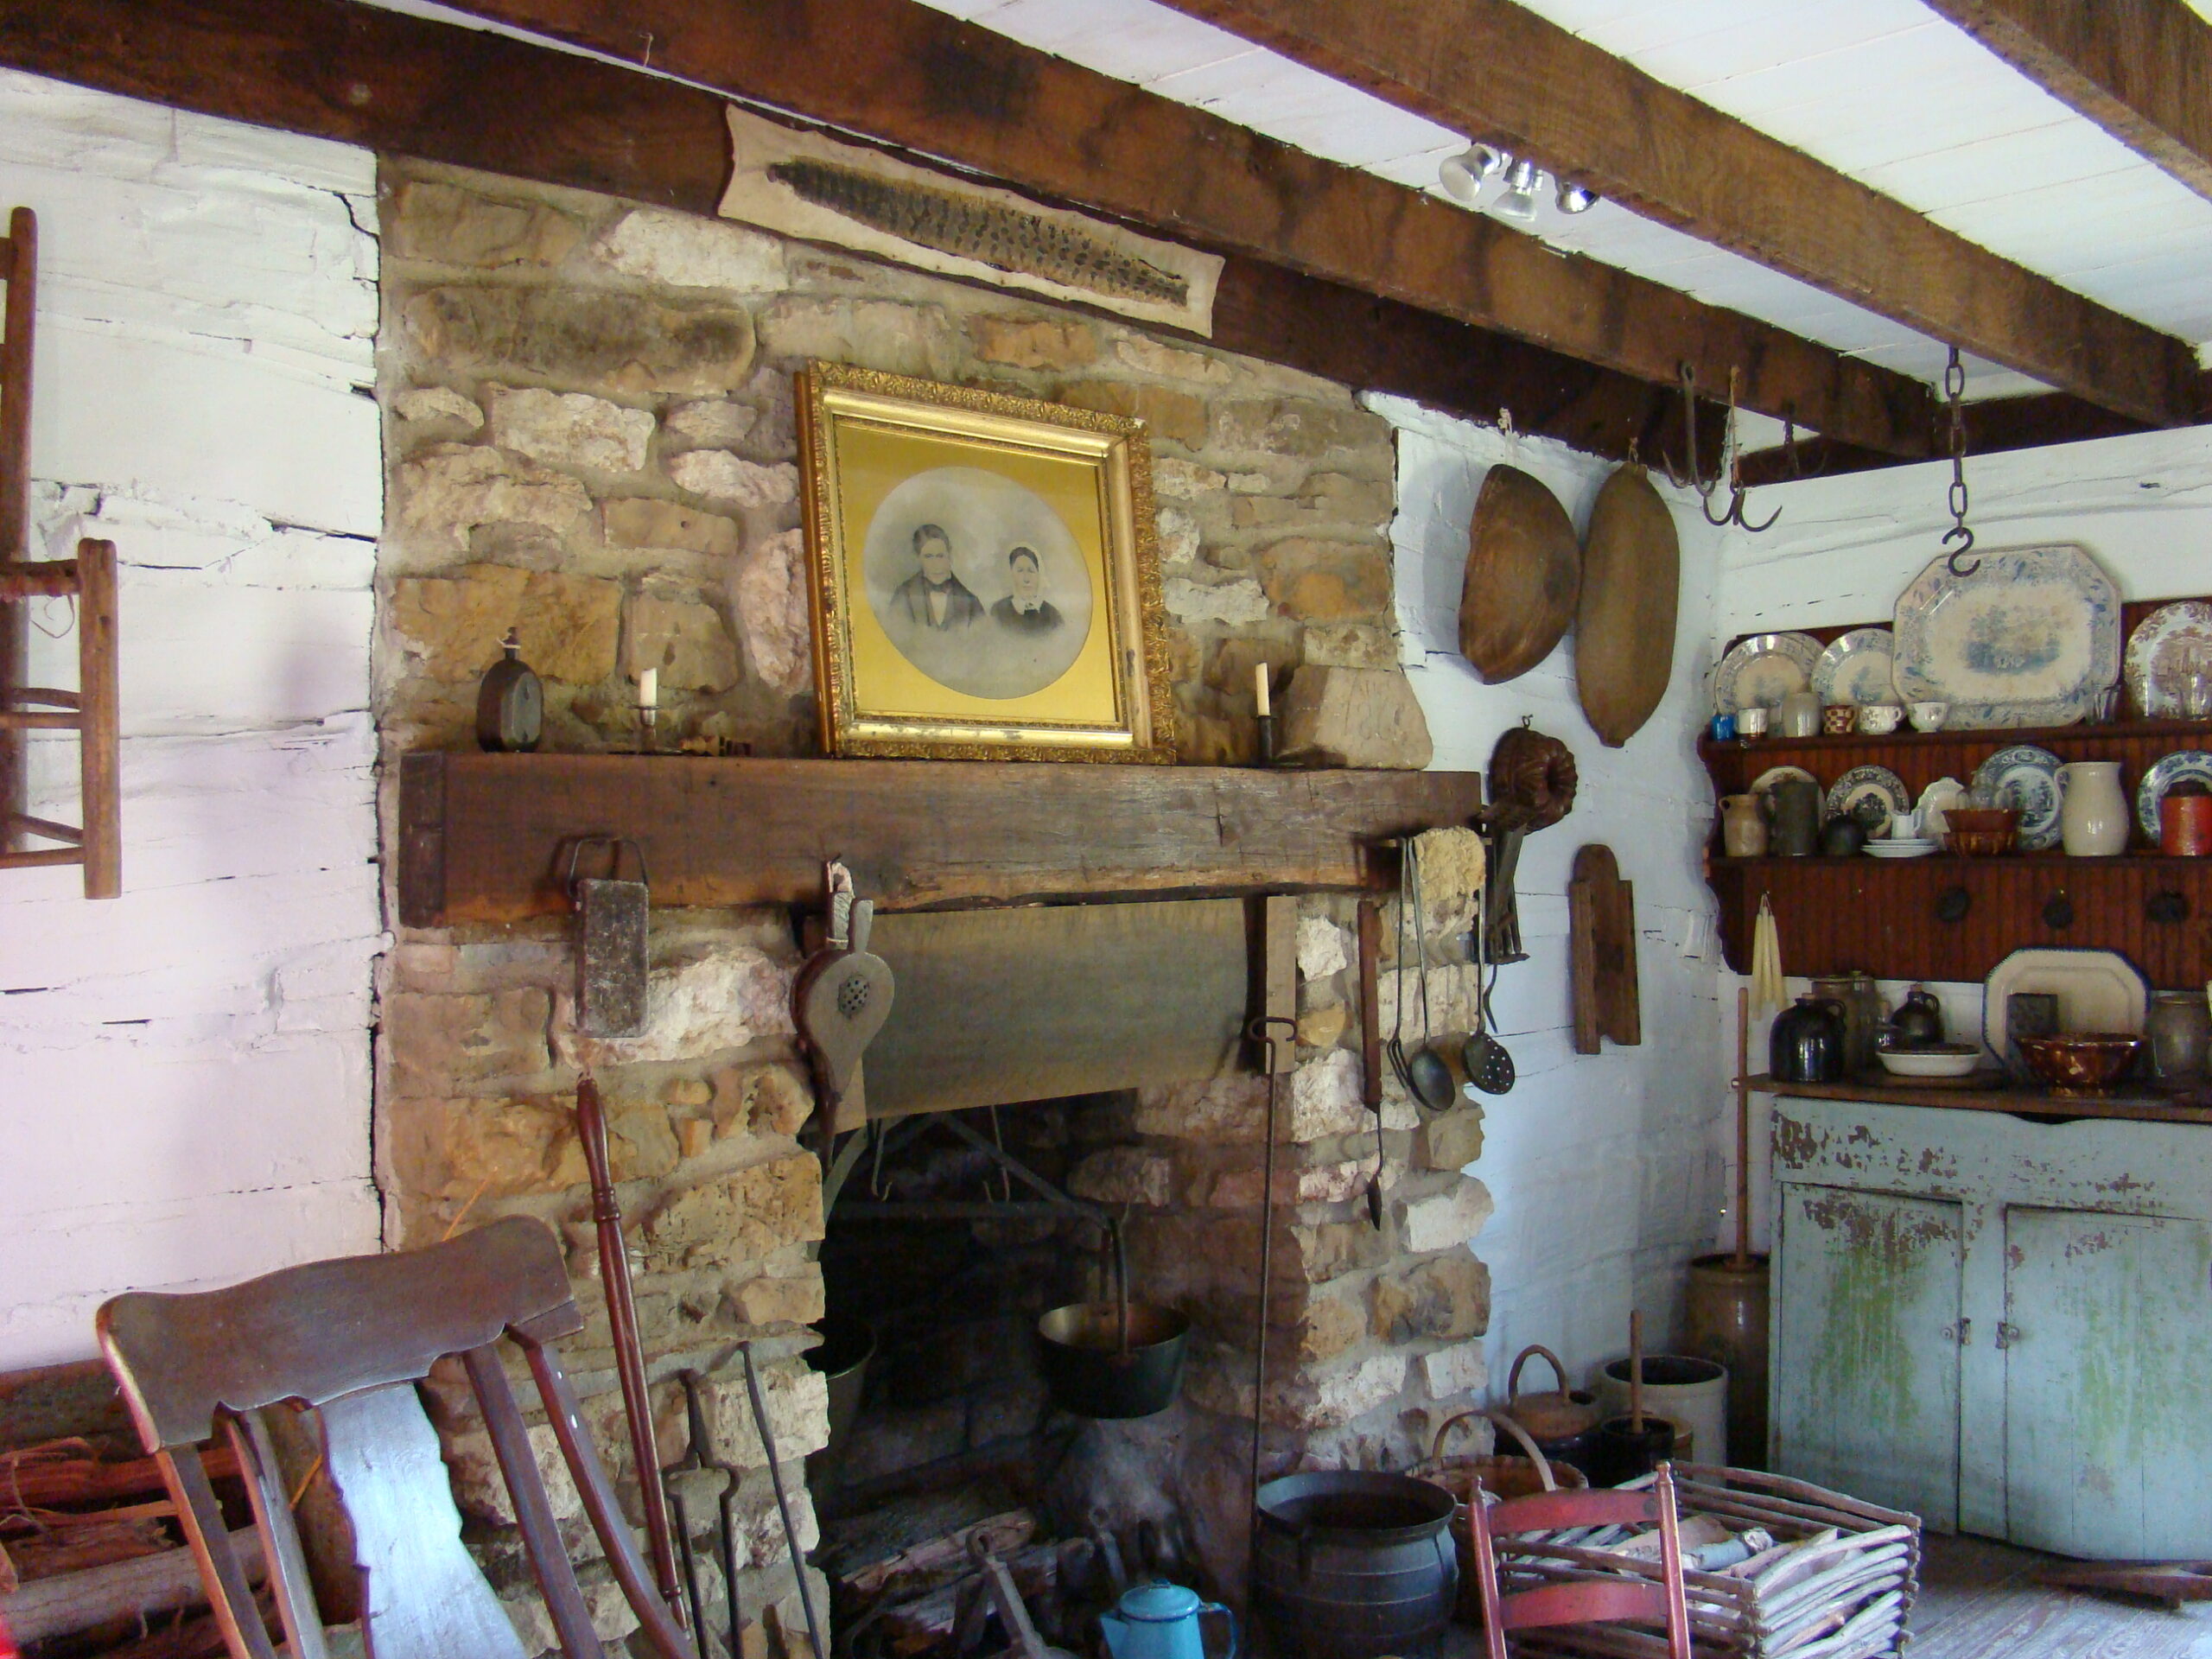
<box><xmin>1494</xmin><ymin>1464</ymin><xmax>1920</xmax><ymax>1659</ymax></box>
<box><xmin>1409</xmin><ymin>1409</ymin><xmax>1588</xmax><ymax>1623</ymax></box>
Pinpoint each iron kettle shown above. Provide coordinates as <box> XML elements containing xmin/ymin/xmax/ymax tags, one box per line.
<box><xmin>1100</xmin><ymin>1583</ymin><xmax>1236</xmax><ymax>1659</ymax></box>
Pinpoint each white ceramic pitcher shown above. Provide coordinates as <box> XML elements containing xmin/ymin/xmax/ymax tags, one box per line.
<box><xmin>2058</xmin><ymin>760</ymin><xmax>2129</xmax><ymax>856</ymax></box>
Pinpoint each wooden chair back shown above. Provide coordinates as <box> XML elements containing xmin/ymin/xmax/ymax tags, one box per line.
<box><xmin>98</xmin><ymin>1217</ymin><xmax>697</xmax><ymax>1659</ymax></box>
<box><xmin>1466</xmin><ymin>1463</ymin><xmax>1694</xmax><ymax>1659</ymax></box>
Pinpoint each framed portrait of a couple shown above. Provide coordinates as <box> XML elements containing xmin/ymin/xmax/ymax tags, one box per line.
<box><xmin>796</xmin><ymin>362</ymin><xmax>1178</xmax><ymax>763</ymax></box>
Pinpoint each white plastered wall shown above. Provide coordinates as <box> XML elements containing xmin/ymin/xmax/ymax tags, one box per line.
<box><xmin>0</xmin><ymin>71</ymin><xmax>384</xmax><ymax>1369</ymax></box>
<box><xmin>1712</xmin><ymin>423</ymin><xmax>2212</xmax><ymax>1255</ymax></box>
<box><xmin>1375</xmin><ymin>394</ymin><xmax>1732</xmax><ymax>1395</ymax></box>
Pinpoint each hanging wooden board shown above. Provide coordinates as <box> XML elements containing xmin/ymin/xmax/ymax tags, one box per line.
<box><xmin>1569</xmin><ymin>844</ymin><xmax>1641</xmax><ymax>1052</ymax></box>
<box><xmin>1576</xmin><ymin>464</ymin><xmax>1680</xmax><ymax>747</ymax></box>
<box><xmin>1459</xmin><ymin>464</ymin><xmax>1580</xmax><ymax>683</ymax></box>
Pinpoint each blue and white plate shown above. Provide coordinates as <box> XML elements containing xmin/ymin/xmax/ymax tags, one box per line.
<box><xmin>1826</xmin><ymin>765</ymin><xmax>1910</xmax><ymax>834</ymax></box>
<box><xmin>1713</xmin><ymin>632</ymin><xmax>1822</xmax><ymax>716</ymax></box>
<box><xmin>1892</xmin><ymin>543</ymin><xmax>2120</xmax><ymax>728</ymax></box>
<box><xmin>1812</xmin><ymin>627</ymin><xmax>1898</xmax><ymax>707</ymax></box>
<box><xmin>2136</xmin><ymin>750</ymin><xmax>2212</xmax><ymax>841</ymax></box>
<box><xmin>1972</xmin><ymin>745</ymin><xmax>2064</xmax><ymax>850</ymax></box>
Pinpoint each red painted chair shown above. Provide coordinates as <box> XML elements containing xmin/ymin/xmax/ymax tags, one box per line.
<box><xmin>1465</xmin><ymin>1462</ymin><xmax>1694</xmax><ymax>1659</ymax></box>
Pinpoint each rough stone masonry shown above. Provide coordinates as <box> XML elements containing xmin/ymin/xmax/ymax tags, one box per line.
<box><xmin>372</xmin><ymin>156</ymin><xmax>1479</xmax><ymax>1652</ymax></box>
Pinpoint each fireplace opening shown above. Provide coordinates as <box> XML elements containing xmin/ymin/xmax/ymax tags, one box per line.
<box><xmin>804</xmin><ymin>1095</ymin><xmax>1221</xmax><ymax>1659</ymax></box>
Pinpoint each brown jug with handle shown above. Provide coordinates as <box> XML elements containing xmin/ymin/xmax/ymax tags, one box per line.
<box><xmin>1501</xmin><ymin>1344</ymin><xmax>1600</xmax><ymax>1476</ymax></box>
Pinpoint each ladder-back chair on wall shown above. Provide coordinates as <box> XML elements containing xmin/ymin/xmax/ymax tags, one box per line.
<box><xmin>0</xmin><ymin>205</ymin><xmax>120</xmax><ymax>899</ymax></box>
<box><xmin>98</xmin><ymin>1217</ymin><xmax>700</xmax><ymax>1659</ymax></box>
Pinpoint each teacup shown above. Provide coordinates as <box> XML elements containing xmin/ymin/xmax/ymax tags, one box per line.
<box><xmin>1909</xmin><ymin>701</ymin><xmax>1948</xmax><ymax>733</ymax></box>
<box><xmin>1735</xmin><ymin>705</ymin><xmax>1770</xmax><ymax>738</ymax></box>
<box><xmin>1858</xmin><ymin>703</ymin><xmax>1904</xmax><ymax>734</ymax></box>
<box><xmin>1888</xmin><ymin>810</ymin><xmax>1923</xmax><ymax>841</ymax></box>
<box><xmin>1822</xmin><ymin>704</ymin><xmax>1856</xmax><ymax>735</ymax></box>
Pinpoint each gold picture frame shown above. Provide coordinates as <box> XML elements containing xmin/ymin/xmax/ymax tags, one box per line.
<box><xmin>796</xmin><ymin>362</ymin><xmax>1177</xmax><ymax>763</ymax></box>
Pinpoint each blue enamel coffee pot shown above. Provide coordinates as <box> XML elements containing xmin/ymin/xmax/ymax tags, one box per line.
<box><xmin>1098</xmin><ymin>1582</ymin><xmax>1236</xmax><ymax>1659</ymax></box>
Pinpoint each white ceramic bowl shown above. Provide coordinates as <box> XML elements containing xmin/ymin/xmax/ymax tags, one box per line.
<box><xmin>1877</xmin><ymin>1045</ymin><xmax>1982</xmax><ymax>1079</ymax></box>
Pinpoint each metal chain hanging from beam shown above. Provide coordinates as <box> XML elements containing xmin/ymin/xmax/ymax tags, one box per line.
<box><xmin>1943</xmin><ymin>347</ymin><xmax>1980</xmax><ymax>577</ymax></box>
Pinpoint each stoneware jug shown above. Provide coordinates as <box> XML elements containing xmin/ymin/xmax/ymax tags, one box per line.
<box><xmin>1720</xmin><ymin>794</ymin><xmax>1767</xmax><ymax>858</ymax></box>
<box><xmin>1770</xmin><ymin>779</ymin><xmax>1822</xmax><ymax>857</ymax></box>
<box><xmin>1101</xmin><ymin>1583</ymin><xmax>1236</xmax><ymax>1659</ymax></box>
<box><xmin>1888</xmin><ymin>986</ymin><xmax>1946</xmax><ymax>1049</ymax></box>
<box><xmin>1770</xmin><ymin>994</ymin><xmax>1847</xmax><ymax>1084</ymax></box>
<box><xmin>2057</xmin><ymin>760</ymin><xmax>2129</xmax><ymax>856</ymax></box>
<box><xmin>2147</xmin><ymin>990</ymin><xmax>2212</xmax><ymax>1087</ymax></box>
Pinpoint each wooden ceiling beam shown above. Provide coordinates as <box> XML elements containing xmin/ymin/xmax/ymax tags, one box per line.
<box><xmin>0</xmin><ymin>0</ymin><xmax>1721</xmax><ymax>467</ymax></box>
<box><xmin>1923</xmin><ymin>0</ymin><xmax>2212</xmax><ymax>201</ymax></box>
<box><xmin>1152</xmin><ymin>0</ymin><xmax>2203</xmax><ymax>429</ymax></box>
<box><xmin>410</xmin><ymin>0</ymin><xmax>1936</xmax><ymax>456</ymax></box>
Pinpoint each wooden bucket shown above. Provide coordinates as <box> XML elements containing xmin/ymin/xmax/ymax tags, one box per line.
<box><xmin>1411</xmin><ymin>1408</ymin><xmax>1587</xmax><ymax>1624</ymax></box>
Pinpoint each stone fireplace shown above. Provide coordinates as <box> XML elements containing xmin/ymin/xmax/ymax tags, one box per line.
<box><xmin>371</xmin><ymin>154</ymin><xmax>1492</xmax><ymax>1656</ymax></box>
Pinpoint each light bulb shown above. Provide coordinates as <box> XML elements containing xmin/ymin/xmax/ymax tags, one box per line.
<box><xmin>1556</xmin><ymin>180</ymin><xmax>1599</xmax><ymax>214</ymax></box>
<box><xmin>1494</xmin><ymin>158</ymin><xmax>1542</xmax><ymax>223</ymax></box>
<box><xmin>1439</xmin><ymin>143</ymin><xmax>1504</xmax><ymax>204</ymax></box>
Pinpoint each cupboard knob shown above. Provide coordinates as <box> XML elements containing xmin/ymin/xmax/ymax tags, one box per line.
<box><xmin>1941</xmin><ymin>1319</ymin><xmax>1971</xmax><ymax>1345</ymax></box>
<box><xmin>1995</xmin><ymin>1322</ymin><xmax>2022</xmax><ymax>1350</ymax></box>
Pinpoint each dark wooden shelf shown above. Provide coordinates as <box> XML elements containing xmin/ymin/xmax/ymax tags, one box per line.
<box><xmin>397</xmin><ymin>752</ymin><xmax>1488</xmax><ymax>927</ymax></box>
<box><xmin>1707</xmin><ymin>855</ymin><xmax>2212</xmax><ymax>988</ymax></box>
<box><xmin>1700</xmin><ymin>715</ymin><xmax>2212</xmax><ymax>764</ymax></box>
<box><xmin>1753</xmin><ymin>1073</ymin><xmax>2212</xmax><ymax>1127</ymax></box>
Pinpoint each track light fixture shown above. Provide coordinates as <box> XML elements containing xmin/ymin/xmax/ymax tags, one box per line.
<box><xmin>1439</xmin><ymin>144</ymin><xmax>1599</xmax><ymax>221</ymax></box>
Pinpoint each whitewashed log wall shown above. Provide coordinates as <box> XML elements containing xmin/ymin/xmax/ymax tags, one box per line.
<box><xmin>0</xmin><ymin>71</ymin><xmax>382</xmax><ymax>1369</ymax></box>
<box><xmin>1376</xmin><ymin>394</ymin><xmax>1732</xmax><ymax>1391</ymax></box>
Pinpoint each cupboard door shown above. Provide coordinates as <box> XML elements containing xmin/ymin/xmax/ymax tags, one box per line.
<box><xmin>2003</xmin><ymin>1206</ymin><xmax>2212</xmax><ymax>1559</ymax></box>
<box><xmin>1774</xmin><ymin>1183</ymin><xmax>1965</xmax><ymax>1527</ymax></box>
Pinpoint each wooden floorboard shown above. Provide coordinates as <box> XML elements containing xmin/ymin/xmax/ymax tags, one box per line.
<box><xmin>1910</xmin><ymin>1534</ymin><xmax>2212</xmax><ymax>1658</ymax></box>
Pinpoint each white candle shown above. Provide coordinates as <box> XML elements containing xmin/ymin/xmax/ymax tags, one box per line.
<box><xmin>638</xmin><ymin>666</ymin><xmax>658</xmax><ymax>709</ymax></box>
<box><xmin>1255</xmin><ymin>662</ymin><xmax>1271</xmax><ymax>717</ymax></box>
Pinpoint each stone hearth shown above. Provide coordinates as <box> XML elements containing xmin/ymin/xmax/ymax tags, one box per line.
<box><xmin>370</xmin><ymin>155</ymin><xmax>1489</xmax><ymax>1657</ymax></box>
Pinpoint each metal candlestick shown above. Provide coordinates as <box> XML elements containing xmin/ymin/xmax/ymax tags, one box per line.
<box><xmin>1255</xmin><ymin>712</ymin><xmax>1278</xmax><ymax>766</ymax></box>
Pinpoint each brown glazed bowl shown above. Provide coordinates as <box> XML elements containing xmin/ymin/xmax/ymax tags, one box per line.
<box><xmin>2017</xmin><ymin>1033</ymin><xmax>2145</xmax><ymax>1096</ymax></box>
<box><xmin>1944</xmin><ymin>807</ymin><xmax>2019</xmax><ymax>856</ymax></box>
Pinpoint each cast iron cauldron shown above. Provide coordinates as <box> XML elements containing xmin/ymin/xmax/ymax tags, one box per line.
<box><xmin>1251</xmin><ymin>1471</ymin><xmax>1457</xmax><ymax>1659</ymax></box>
<box><xmin>1037</xmin><ymin>1301</ymin><xmax>1190</xmax><ymax>1419</ymax></box>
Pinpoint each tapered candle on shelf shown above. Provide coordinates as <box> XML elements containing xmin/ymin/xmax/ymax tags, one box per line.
<box><xmin>1253</xmin><ymin>660</ymin><xmax>1278</xmax><ymax>766</ymax></box>
<box><xmin>637</xmin><ymin>665</ymin><xmax>658</xmax><ymax>752</ymax></box>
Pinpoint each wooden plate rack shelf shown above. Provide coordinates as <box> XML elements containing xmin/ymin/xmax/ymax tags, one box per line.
<box><xmin>1702</xmin><ymin>617</ymin><xmax>2212</xmax><ymax>988</ymax></box>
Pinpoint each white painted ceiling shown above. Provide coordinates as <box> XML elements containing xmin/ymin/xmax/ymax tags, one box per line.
<box><xmin>916</xmin><ymin>0</ymin><xmax>2212</xmax><ymax>410</ymax></box>
<box><xmin>369</xmin><ymin>0</ymin><xmax>2212</xmax><ymax>429</ymax></box>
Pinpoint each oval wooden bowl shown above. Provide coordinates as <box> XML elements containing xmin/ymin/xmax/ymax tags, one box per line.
<box><xmin>1576</xmin><ymin>463</ymin><xmax>1679</xmax><ymax>747</ymax></box>
<box><xmin>1460</xmin><ymin>464</ymin><xmax>1580</xmax><ymax>683</ymax></box>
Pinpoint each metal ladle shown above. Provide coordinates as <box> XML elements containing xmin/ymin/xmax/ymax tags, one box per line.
<box><xmin>1389</xmin><ymin>839</ymin><xmax>1456</xmax><ymax>1116</ymax></box>
<box><xmin>1463</xmin><ymin>880</ymin><xmax>1516</xmax><ymax>1095</ymax></box>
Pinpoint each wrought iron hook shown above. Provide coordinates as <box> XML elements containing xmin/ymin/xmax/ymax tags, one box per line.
<box><xmin>1654</xmin><ymin>363</ymin><xmax>1706</xmax><ymax>492</ymax></box>
<box><xmin>1694</xmin><ymin>367</ymin><xmax>1782</xmax><ymax>533</ymax></box>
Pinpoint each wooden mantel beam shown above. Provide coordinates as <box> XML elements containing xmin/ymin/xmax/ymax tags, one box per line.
<box><xmin>397</xmin><ymin>753</ymin><xmax>1488</xmax><ymax>924</ymax></box>
<box><xmin>1151</xmin><ymin>0</ymin><xmax>2203</xmax><ymax>429</ymax></box>
<box><xmin>1923</xmin><ymin>0</ymin><xmax>2212</xmax><ymax>202</ymax></box>
<box><xmin>411</xmin><ymin>0</ymin><xmax>1935</xmax><ymax>456</ymax></box>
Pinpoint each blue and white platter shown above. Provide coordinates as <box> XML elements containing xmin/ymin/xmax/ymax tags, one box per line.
<box><xmin>1892</xmin><ymin>543</ymin><xmax>2120</xmax><ymax>729</ymax></box>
